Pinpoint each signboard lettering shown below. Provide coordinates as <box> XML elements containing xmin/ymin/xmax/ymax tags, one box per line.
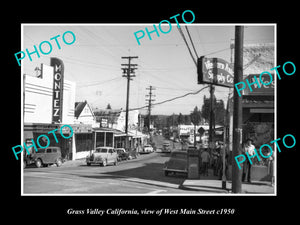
<box><xmin>51</xmin><ymin>57</ymin><xmax>64</xmax><ymax>123</ymax></box>
<box><xmin>197</xmin><ymin>56</ymin><xmax>233</xmax><ymax>87</ymax></box>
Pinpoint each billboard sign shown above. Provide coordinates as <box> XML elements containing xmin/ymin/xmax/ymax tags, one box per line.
<box><xmin>243</xmin><ymin>74</ymin><xmax>275</xmax><ymax>96</ymax></box>
<box><xmin>50</xmin><ymin>57</ymin><xmax>64</xmax><ymax>123</ymax></box>
<box><xmin>197</xmin><ymin>56</ymin><xmax>234</xmax><ymax>87</ymax></box>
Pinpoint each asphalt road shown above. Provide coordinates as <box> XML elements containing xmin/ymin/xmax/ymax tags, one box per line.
<box><xmin>23</xmin><ymin>135</ymin><xmax>200</xmax><ymax>195</ymax></box>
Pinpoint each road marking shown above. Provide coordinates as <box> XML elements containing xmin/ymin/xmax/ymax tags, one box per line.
<box><xmin>146</xmin><ymin>189</ymin><xmax>167</xmax><ymax>194</ymax></box>
<box><xmin>120</xmin><ymin>177</ymin><xmax>180</xmax><ymax>189</ymax></box>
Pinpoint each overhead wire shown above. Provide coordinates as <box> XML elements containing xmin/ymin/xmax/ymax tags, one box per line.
<box><xmin>124</xmin><ymin>85</ymin><xmax>209</xmax><ymax>112</ymax></box>
<box><xmin>177</xmin><ymin>26</ymin><xmax>197</xmax><ymax>68</ymax></box>
<box><xmin>185</xmin><ymin>26</ymin><xmax>199</xmax><ymax>59</ymax></box>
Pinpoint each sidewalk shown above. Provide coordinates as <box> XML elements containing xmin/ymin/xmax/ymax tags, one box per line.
<box><xmin>181</xmin><ymin>179</ymin><xmax>274</xmax><ymax>194</ymax></box>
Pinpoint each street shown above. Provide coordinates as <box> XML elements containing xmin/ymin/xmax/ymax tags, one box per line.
<box><xmin>23</xmin><ymin>135</ymin><xmax>200</xmax><ymax>195</ymax></box>
<box><xmin>23</xmin><ymin>152</ymin><xmax>195</xmax><ymax>195</ymax></box>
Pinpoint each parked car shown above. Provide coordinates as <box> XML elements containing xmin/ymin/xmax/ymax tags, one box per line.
<box><xmin>163</xmin><ymin>151</ymin><xmax>187</xmax><ymax>176</ymax></box>
<box><xmin>27</xmin><ymin>146</ymin><xmax>63</xmax><ymax>168</ymax></box>
<box><xmin>115</xmin><ymin>148</ymin><xmax>130</xmax><ymax>161</ymax></box>
<box><xmin>162</xmin><ymin>141</ymin><xmax>171</xmax><ymax>153</ymax></box>
<box><xmin>128</xmin><ymin>148</ymin><xmax>138</xmax><ymax>159</ymax></box>
<box><xmin>141</xmin><ymin>144</ymin><xmax>154</xmax><ymax>154</ymax></box>
<box><xmin>86</xmin><ymin>147</ymin><xmax>118</xmax><ymax>166</ymax></box>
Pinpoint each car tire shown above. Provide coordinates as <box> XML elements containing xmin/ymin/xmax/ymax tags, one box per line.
<box><xmin>56</xmin><ymin>158</ymin><xmax>62</xmax><ymax>167</ymax></box>
<box><xmin>164</xmin><ymin>171</ymin><xmax>169</xmax><ymax>176</ymax></box>
<box><xmin>35</xmin><ymin>159</ymin><xmax>43</xmax><ymax>168</ymax></box>
<box><xmin>114</xmin><ymin>159</ymin><xmax>118</xmax><ymax>166</ymax></box>
<box><xmin>87</xmin><ymin>162</ymin><xmax>91</xmax><ymax>166</ymax></box>
<box><xmin>23</xmin><ymin>160</ymin><xmax>27</xmax><ymax>169</ymax></box>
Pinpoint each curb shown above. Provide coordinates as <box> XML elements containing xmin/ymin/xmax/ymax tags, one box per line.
<box><xmin>179</xmin><ymin>182</ymin><xmax>230</xmax><ymax>193</ymax></box>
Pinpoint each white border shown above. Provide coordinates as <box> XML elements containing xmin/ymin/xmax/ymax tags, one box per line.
<box><xmin>21</xmin><ymin>23</ymin><xmax>277</xmax><ymax>196</ymax></box>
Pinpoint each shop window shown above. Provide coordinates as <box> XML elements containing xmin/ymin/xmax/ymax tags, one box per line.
<box><xmin>96</xmin><ymin>132</ymin><xmax>105</xmax><ymax>148</ymax></box>
<box><xmin>75</xmin><ymin>133</ymin><xmax>93</xmax><ymax>152</ymax></box>
<box><xmin>106</xmin><ymin>132</ymin><xmax>113</xmax><ymax>147</ymax></box>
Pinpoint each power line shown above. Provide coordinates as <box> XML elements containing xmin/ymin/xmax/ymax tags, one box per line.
<box><xmin>177</xmin><ymin>26</ymin><xmax>197</xmax><ymax>68</ymax></box>
<box><xmin>203</xmin><ymin>47</ymin><xmax>230</xmax><ymax>57</ymax></box>
<box><xmin>185</xmin><ymin>26</ymin><xmax>199</xmax><ymax>59</ymax></box>
<box><xmin>125</xmin><ymin>85</ymin><xmax>209</xmax><ymax>112</ymax></box>
<box><xmin>77</xmin><ymin>77</ymin><xmax>121</xmax><ymax>88</ymax></box>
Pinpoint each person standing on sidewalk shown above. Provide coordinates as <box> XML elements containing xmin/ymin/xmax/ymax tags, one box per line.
<box><xmin>242</xmin><ymin>138</ymin><xmax>255</xmax><ymax>183</ymax></box>
<box><xmin>201</xmin><ymin>148</ymin><xmax>210</xmax><ymax>176</ymax></box>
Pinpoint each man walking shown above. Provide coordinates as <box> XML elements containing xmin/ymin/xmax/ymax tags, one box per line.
<box><xmin>201</xmin><ymin>148</ymin><xmax>210</xmax><ymax>176</ymax></box>
<box><xmin>242</xmin><ymin>138</ymin><xmax>255</xmax><ymax>183</ymax></box>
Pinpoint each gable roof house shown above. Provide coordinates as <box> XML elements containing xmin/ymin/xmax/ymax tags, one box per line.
<box><xmin>74</xmin><ymin>100</ymin><xmax>99</xmax><ymax>127</ymax></box>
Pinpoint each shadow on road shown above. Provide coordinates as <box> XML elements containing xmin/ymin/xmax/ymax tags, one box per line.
<box><xmin>78</xmin><ymin>162</ymin><xmax>187</xmax><ymax>186</ymax></box>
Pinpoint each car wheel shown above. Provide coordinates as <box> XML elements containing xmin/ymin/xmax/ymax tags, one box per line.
<box><xmin>87</xmin><ymin>162</ymin><xmax>91</xmax><ymax>166</ymax></box>
<box><xmin>56</xmin><ymin>158</ymin><xmax>62</xmax><ymax>167</ymax></box>
<box><xmin>114</xmin><ymin>159</ymin><xmax>118</xmax><ymax>166</ymax></box>
<box><xmin>23</xmin><ymin>160</ymin><xmax>27</xmax><ymax>169</ymax></box>
<box><xmin>35</xmin><ymin>159</ymin><xmax>43</xmax><ymax>168</ymax></box>
<box><xmin>102</xmin><ymin>159</ymin><xmax>107</xmax><ymax>167</ymax></box>
<box><xmin>164</xmin><ymin>171</ymin><xmax>169</xmax><ymax>176</ymax></box>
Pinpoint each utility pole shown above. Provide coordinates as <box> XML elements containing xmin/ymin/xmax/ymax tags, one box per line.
<box><xmin>209</xmin><ymin>84</ymin><xmax>215</xmax><ymax>148</ymax></box>
<box><xmin>232</xmin><ymin>26</ymin><xmax>244</xmax><ymax>193</ymax></box>
<box><xmin>145</xmin><ymin>86</ymin><xmax>155</xmax><ymax>140</ymax></box>
<box><xmin>121</xmin><ymin>56</ymin><xmax>138</xmax><ymax>150</ymax></box>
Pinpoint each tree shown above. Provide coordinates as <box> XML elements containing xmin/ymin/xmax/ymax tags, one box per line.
<box><xmin>201</xmin><ymin>95</ymin><xmax>225</xmax><ymax>125</ymax></box>
<box><xmin>106</xmin><ymin>103</ymin><xmax>112</xmax><ymax>110</ymax></box>
<box><xmin>190</xmin><ymin>106</ymin><xmax>201</xmax><ymax>125</ymax></box>
<box><xmin>184</xmin><ymin>115</ymin><xmax>191</xmax><ymax>125</ymax></box>
<box><xmin>177</xmin><ymin>113</ymin><xmax>184</xmax><ymax>125</ymax></box>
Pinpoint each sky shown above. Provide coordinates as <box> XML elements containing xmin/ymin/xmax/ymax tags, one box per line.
<box><xmin>22</xmin><ymin>24</ymin><xmax>275</xmax><ymax>115</ymax></box>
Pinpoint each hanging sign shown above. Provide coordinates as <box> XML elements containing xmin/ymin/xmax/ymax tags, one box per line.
<box><xmin>197</xmin><ymin>56</ymin><xmax>234</xmax><ymax>88</ymax></box>
<box><xmin>51</xmin><ymin>57</ymin><xmax>64</xmax><ymax>123</ymax></box>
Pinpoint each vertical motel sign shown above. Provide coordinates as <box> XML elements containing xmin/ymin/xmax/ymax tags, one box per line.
<box><xmin>197</xmin><ymin>56</ymin><xmax>234</xmax><ymax>88</ymax></box>
<box><xmin>50</xmin><ymin>57</ymin><xmax>64</xmax><ymax>123</ymax></box>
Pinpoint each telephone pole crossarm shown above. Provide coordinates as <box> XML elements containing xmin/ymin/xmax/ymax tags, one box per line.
<box><xmin>121</xmin><ymin>56</ymin><xmax>138</xmax><ymax>150</ymax></box>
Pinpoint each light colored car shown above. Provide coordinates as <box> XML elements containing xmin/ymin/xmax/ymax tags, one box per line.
<box><xmin>163</xmin><ymin>151</ymin><xmax>187</xmax><ymax>176</ymax></box>
<box><xmin>162</xmin><ymin>141</ymin><xmax>171</xmax><ymax>153</ymax></box>
<box><xmin>86</xmin><ymin>147</ymin><xmax>118</xmax><ymax>166</ymax></box>
<box><xmin>141</xmin><ymin>144</ymin><xmax>154</xmax><ymax>154</ymax></box>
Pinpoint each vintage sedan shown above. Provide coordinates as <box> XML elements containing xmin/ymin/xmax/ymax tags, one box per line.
<box><xmin>115</xmin><ymin>148</ymin><xmax>130</xmax><ymax>161</ymax></box>
<box><xmin>162</xmin><ymin>141</ymin><xmax>171</xmax><ymax>153</ymax></box>
<box><xmin>163</xmin><ymin>151</ymin><xmax>188</xmax><ymax>176</ymax></box>
<box><xmin>26</xmin><ymin>146</ymin><xmax>63</xmax><ymax>168</ymax></box>
<box><xmin>86</xmin><ymin>147</ymin><xmax>118</xmax><ymax>166</ymax></box>
<box><xmin>140</xmin><ymin>144</ymin><xmax>154</xmax><ymax>154</ymax></box>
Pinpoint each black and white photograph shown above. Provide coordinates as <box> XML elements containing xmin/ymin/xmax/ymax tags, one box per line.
<box><xmin>20</xmin><ymin>24</ymin><xmax>276</xmax><ymax>195</ymax></box>
<box><xmin>4</xmin><ymin>4</ymin><xmax>298</xmax><ymax>220</ymax></box>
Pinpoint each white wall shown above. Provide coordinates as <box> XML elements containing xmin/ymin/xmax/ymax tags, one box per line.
<box><xmin>24</xmin><ymin>63</ymin><xmax>76</xmax><ymax>125</ymax></box>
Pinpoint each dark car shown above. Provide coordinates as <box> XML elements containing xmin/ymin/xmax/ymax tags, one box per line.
<box><xmin>29</xmin><ymin>147</ymin><xmax>63</xmax><ymax>168</ymax></box>
<box><xmin>115</xmin><ymin>148</ymin><xmax>130</xmax><ymax>161</ymax></box>
<box><xmin>163</xmin><ymin>151</ymin><xmax>188</xmax><ymax>176</ymax></box>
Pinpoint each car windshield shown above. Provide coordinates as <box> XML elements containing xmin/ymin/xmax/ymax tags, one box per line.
<box><xmin>36</xmin><ymin>148</ymin><xmax>45</xmax><ymax>153</ymax></box>
<box><xmin>95</xmin><ymin>148</ymin><xmax>108</xmax><ymax>153</ymax></box>
<box><xmin>171</xmin><ymin>153</ymin><xmax>187</xmax><ymax>159</ymax></box>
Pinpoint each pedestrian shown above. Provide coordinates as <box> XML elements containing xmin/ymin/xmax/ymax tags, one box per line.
<box><xmin>201</xmin><ymin>148</ymin><xmax>210</xmax><ymax>176</ymax></box>
<box><xmin>242</xmin><ymin>138</ymin><xmax>255</xmax><ymax>183</ymax></box>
